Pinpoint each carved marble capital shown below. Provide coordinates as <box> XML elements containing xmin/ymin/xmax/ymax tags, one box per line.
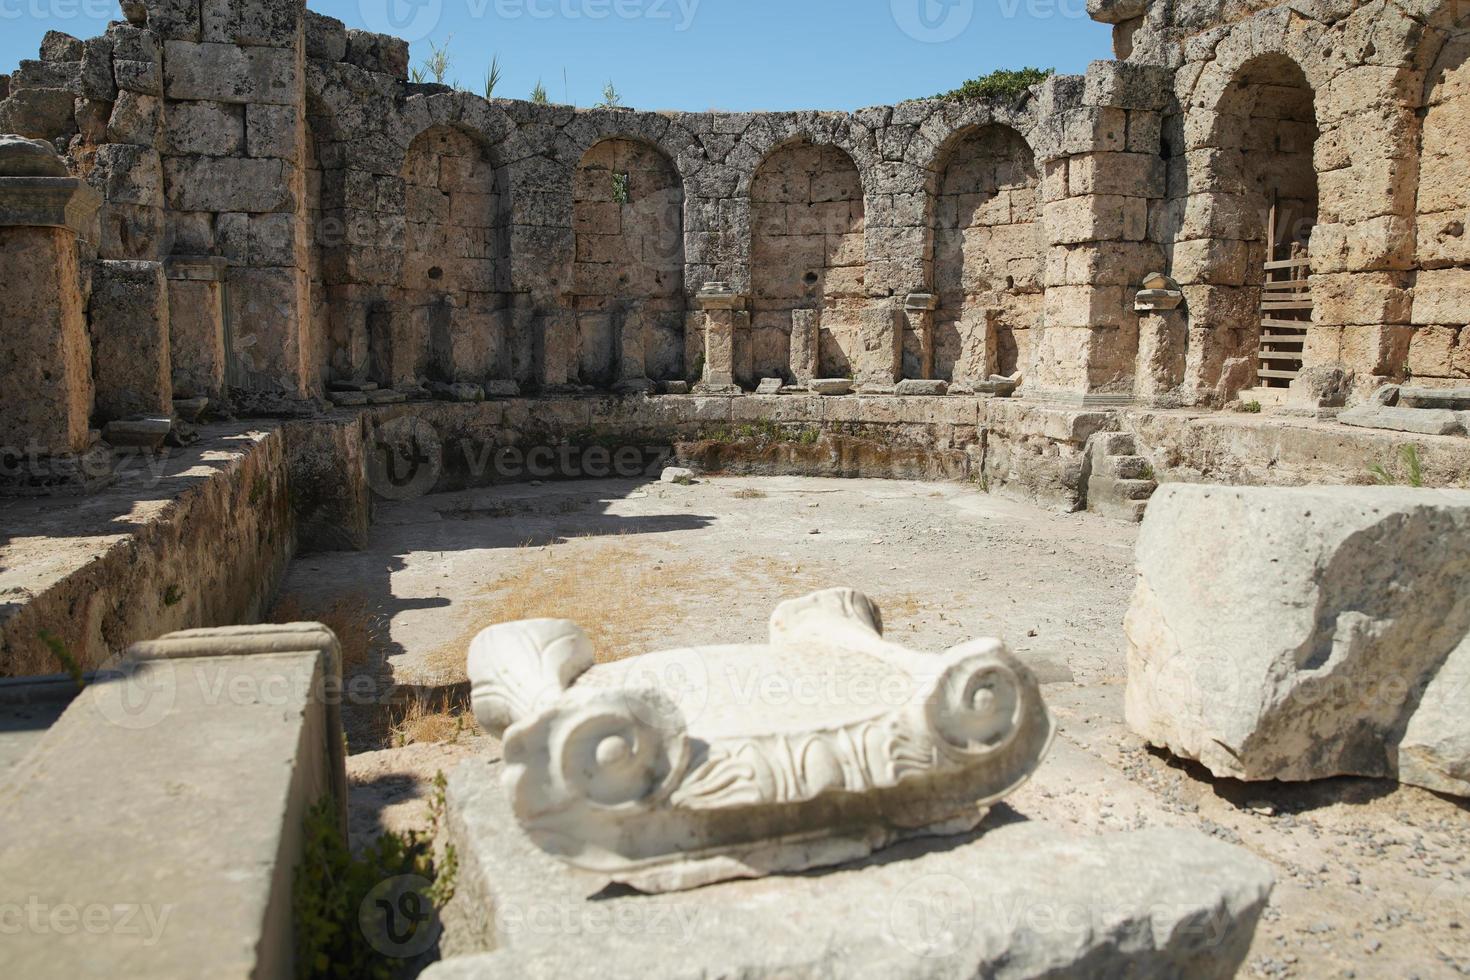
<box><xmin>468</xmin><ymin>589</ymin><xmax>1055</xmax><ymax>892</ymax></box>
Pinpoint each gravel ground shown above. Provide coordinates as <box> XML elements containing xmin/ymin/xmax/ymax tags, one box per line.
<box><xmin>271</xmin><ymin>475</ymin><xmax>1470</xmax><ymax>979</ymax></box>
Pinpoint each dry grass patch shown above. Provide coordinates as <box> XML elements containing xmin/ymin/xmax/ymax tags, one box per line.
<box><xmin>732</xmin><ymin>487</ymin><xmax>767</xmax><ymax>499</ymax></box>
<box><xmin>269</xmin><ymin>592</ymin><xmax>381</xmax><ymax>672</ymax></box>
<box><xmin>389</xmin><ymin>693</ymin><xmax>479</xmax><ymax>747</ymax></box>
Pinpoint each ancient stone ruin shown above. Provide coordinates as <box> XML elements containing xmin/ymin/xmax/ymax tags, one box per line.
<box><xmin>2</xmin><ymin>0</ymin><xmax>1469</xmax><ymax>976</ymax></box>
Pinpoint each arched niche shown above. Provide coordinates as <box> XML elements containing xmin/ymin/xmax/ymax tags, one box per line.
<box><xmin>929</xmin><ymin>124</ymin><xmax>1042</xmax><ymax>383</ymax></box>
<box><xmin>749</xmin><ymin>140</ymin><xmax>866</xmax><ymax>380</ymax></box>
<box><xmin>571</xmin><ymin>137</ymin><xmax>686</xmax><ymax>386</ymax></box>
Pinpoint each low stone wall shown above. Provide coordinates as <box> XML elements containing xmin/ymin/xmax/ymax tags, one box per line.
<box><xmin>6</xmin><ymin>395</ymin><xmax>1468</xmax><ymax>679</ymax></box>
<box><xmin>0</xmin><ymin>425</ymin><xmax>296</xmax><ymax>677</ymax></box>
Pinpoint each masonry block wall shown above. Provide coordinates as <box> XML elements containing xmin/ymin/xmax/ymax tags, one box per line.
<box><xmin>1099</xmin><ymin>0</ymin><xmax>1470</xmax><ymax>398</ymax></box>
<box><xmin>1</xmin><ymin>0</ymin><xmax>1465</xmax><ymax>431</ymax></box>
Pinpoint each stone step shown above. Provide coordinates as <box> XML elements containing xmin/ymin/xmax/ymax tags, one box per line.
<box><xmin>1114</xmin><ymin>478</ymin><xmax>1159</xmax><ymax>501</ymax></box>
<box><xmin>1095</xmin><ymin>431</ymin><xmax>1137</xmax><ymax>456</ymax></box>
<box><xmin>1106</xmin><ymin>455</ymin><xmax>1154</xmax><ymax>481</ymax></box>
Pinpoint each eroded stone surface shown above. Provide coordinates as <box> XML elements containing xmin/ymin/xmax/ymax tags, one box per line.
<box><xmin>1125</xmin><ymin>484</ymin><xmax>1470</xmax><ymax>793</ymax></box>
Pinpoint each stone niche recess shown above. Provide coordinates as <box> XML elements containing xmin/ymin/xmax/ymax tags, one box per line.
<box><xmin>0</xmin><ymin>0</ymin><xmax>1467</xmax><ymax>415</ymax></box>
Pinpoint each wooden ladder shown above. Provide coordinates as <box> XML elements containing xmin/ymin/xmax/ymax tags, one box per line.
<box><xmin>1257</xmin><ymin>200</ymin><xmax>1310</xmax><ymax>389</ymax></box>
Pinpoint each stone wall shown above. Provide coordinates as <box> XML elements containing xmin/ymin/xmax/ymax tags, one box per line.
<box><xmin>1098</xmin><ymin>0</ymin><xmax>1470</xmax><ymax>399</ymax></box>
<box><xmin>1</xmin><ymin>0</ymin><xmax>1467</xmax><ymax>441</ymax></box>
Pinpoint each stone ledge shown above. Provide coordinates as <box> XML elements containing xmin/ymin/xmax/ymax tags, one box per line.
<box><xmin>0</xmin><ymin>625</ymin><xmax>345</xmax><ymax>978</ymax></box>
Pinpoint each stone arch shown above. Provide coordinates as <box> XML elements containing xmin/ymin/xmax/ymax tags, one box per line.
<box><xmin>927</xmin><ymin>123</ymin><xmax>1043</xmax><ymax>383</ymax></box>
<box><xmin>1180</xmin><ymin>52</ymin><xmax>1320</xmax><ymax>394</ymax></box>
<box><xmin>396</xmin><ymin>123</ymin><xmax>509</xmax><ymax>385</ymax></box>
<box><xmin>1410</xmin><ymin>26</ymin><xmax>1470</xmax><ymax>382</ymax></box>
<box><xmin>749</xmin><ymin>139</ymin><xmax>867</xmax><ymax>380</ymax></box>
<box><xmin>571</xmin><ymin>136</ymin><xmax>687</xmax><ymax>386</ymax></box>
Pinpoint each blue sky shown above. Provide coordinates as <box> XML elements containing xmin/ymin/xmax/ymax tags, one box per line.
<box><xmin>0</xmin><ymin>0</ymin><xmax>1113</xmax><ymax>111</ymax></box>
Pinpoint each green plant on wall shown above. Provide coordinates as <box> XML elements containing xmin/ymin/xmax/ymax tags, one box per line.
<box><xmin>482</xmin><ymin>54</ymin><xmax>503</xmax><ymax>99</ymax></box>
<box><xmin>938</xmin><ymin>67</ymin><xmax>1053</xmax><ymax>102</ymax></box>
<box><xmin>530</xmin><ymin>79</ymin><xmax>549</xmax><ymax>104</ymax></box>
<box><xmin>294</xmin><ymin>772</ymin><xmax>457</xmax><ymax>979</ymax></box>
<box><xmin>596</xmin><ymin>80</ymin><xmax>624</xmax><ymax>109</ymax></box>
<box><xmin>1369</xmin><ymin>444</ymin><xmax>1426</xmax><ymax>487</ymax></box>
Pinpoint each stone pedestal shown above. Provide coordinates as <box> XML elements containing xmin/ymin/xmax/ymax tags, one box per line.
<box><xmin>431</xmin><ymin>759</ymin><xmax>1273</xmax><ymax>979</ymax></box>
<box><xmin>613</xmin><ymin>304</ymin><xmax>654</xmax><ymax>395</ymax></box>
<box><xmin>1132</xmin><ymin>275</ymin><xmax>1186</xmax><ymax>405</ymax></box>
<box><xmin>90</xmin><ymin>259</ymin><xmax>173</xmax><ymax>422</ymax></box>
<box><xmin>166</xmin><ymin>255</ymin><xmax>229</xmax><ymax>402</ymax></box>
<box><xmin>0</xmin><ymin>136</ymin><xmax>106</xmax><ymax>494</ymax></box>
<box><xmin>538</xmin><ymin>297</ymin><xmax>577</xmax><ymax>391</ymax></box>
<box><xmin>694</xmin><ymin>283</ymin><xmax>745</xmax><ymax>395</ymax></box>
<box><xmin>903</xmin><ymin>292</ymin><xmax>937</xmax><ymax>380</ymax></box>
<box><xmin>789</xmin><ymin>308</ymin><xmax>819</xmax><ymax>384</ymax></box>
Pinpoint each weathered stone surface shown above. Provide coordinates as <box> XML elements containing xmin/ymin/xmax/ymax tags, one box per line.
<box><xmin>161</xmin><ymin>41</ymin><xmax>297</xmax><ymax>105</ymax></box>
<box><xmin>1399</xmin><ymin>386</ymin><xmax>1470</xmax><ymax>411</ymax></box>
<box><xmin>0</xmin><ymin>624</ymin><xmax>346</xmax><ymax>978</ymax></box>
<box><xmin>0</xmin><ymin>224</ymin><xmax>94</xmax><ymax>455</ymax></box>
<box><xmin>469</xmin><ymin>590</ymin><xmax>1053</xmax><ymax>892</ymax></box>
<box><xmin>162</xmin><ymin>155</ymin><xmax>292</xmax><ymax>213</ymax></box>
<box><xmin>1339</xmin><ymin>405</ymin><xmax>1466</xmax><ymax>436</ymax></box>
<box><xmin>895</xmin><ymin>379</ymin><xmax>949</xmax><ymax>396</ymax></box>
<box><xmin>1126</xmin><ymin>484</ymin><xmax>1470</xmax><ymax>792</ymax></box>
<box><xmin>659</xmin><ymin>465</ymin><xmax>696</xmax><ymax>483</ymax></box>
<box><xmin>430</xmin><ymin>756</ymin><xmax>1272</xmax><ymax>980</ymax></box>
<box><xmin>90</xmin><ymin>259</ymin><xmax>172</xmax><ymax>420</ymax></box>
<box><xmin>810</xmin><ymin>378</ymin><xmax>854</xmax><ymax>395</ymax></box>
<box><xmin>0</xmin><ymin>134</ymin><xmax>67</xmax><ymax>176</ymax></box>
<box><xmin>103</xmin><ymin>416</ymin><xmax>172</xmax><ymax>448</ymax></box>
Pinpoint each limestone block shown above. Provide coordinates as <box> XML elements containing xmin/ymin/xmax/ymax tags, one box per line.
<box><xmin>88</xmin><ymin>144</ymin><xmax>164</xmax><ymax>208</ymax></box>
<box><xmin>0</xmin><ymin>625</ymin><xmax>346</xmax><ymax>978</ymax></box>
<box><xmin>113</xmin><ymin>60</ymin><xmax>163</xmax><ymax>97</ymax></box>
<box><xmin>1081</xmin><ymin>60</ymin><xmax>1174</xmax><ymax>111</ymax></box>
<box><xmin>163</xmin><ymin>155</ymin><xmax>292</xmax><ymax>213</ymax></box>
<box><xmin>1169</xmin><ymin>238</ymin><xmax>1249</xmax><ymax>286</ymax></box>
<box><xmin>838</xmin><ymin>301</ymin><xmax>901</xmax><ymax>385</ymax></box>
<box><xmin>79</xmin><ymin>37</ymin><xmax>116</xmax><ymax>100</ymax></box>
<box><xmin>789</xmin><ymin>308</ymin><xmax>819</xmax><ymax>383</ymax></box>
<box><xmin>1413</xmin><ymin>268</ymin><xmax>1470</xmax><ymax>326</ymax></box>
<box><xmin>432</xmin><ymin>759</ymin><xmax>1271</xmax><ymax>980</ymax></box>
<box><xmin>1126</xmin><ymin>484</ymin><xmax>1470</xmax><ymax>792</ymax></box>
<box><xmin>11</xmin><ymin>59</ymin><xmax>82</xmax><ymax>92</ymax></box>
<box><xmin>1406</xmin><ymin>326</ymin><xmax>1467</xmax><ymax>380</ymax></box>
<box><xmin>40</xmin><ymin>30</ymin><xmax>84</xmax><ymax>62</ymax></box>
<box><xmin>1310</xmin><ymin>216</ymin><xmax>1415</xmax><ymax>274</ymax></box>
<box><xmin>305</xmin><ymin>11</ymin><xmax>348</xmax><ymax>61</ymax></box>
<box><xmin>1066</xmin><ymin>152</ymin><xmax>1165</xmax><ymax>198</ymax></box>
<box><xmin>1312</xmin><ymin>271</ymin><xmax>1411</xmax><ymax>327</ymax></box>
<box><xmin>1044</xmin><ymin>284</ymin><xmax>1130</xmax><ymax>330</ymax></box>
<box><xmin>166</xmin><ymin>256</ymin><xmax>228</xmax><ymax>400</ymax></box>
<box><xmin>226</xmin><ymin>265</ymin><xmax>310</xmax><ymax>396</ymax></box>
<box><xmin>201</xmin><ymin>0</ymin><xmax>300</xmax><ymax>47</ymax></box>
<box><xmin>1044</xmin><ymin>194</ymin><xmax>1146</xmax><ymax>244</ymax></box>
<box><xmin>0</xmin><ymin>225</ymin><xmax>94</xmax><ymax>454</ymax></box>
<box><xmin>105</xmin><ymin>90</ymin><xmax>162</xmax><ymax>146</ymax></box>
<box><xmin>1339</xmin><ymin>405</ymin><xmax>1466</xmax><ymax>435</ymax></box>
<box><xmin>0</xmin><ymin>88</ymin><xmax>76</xmax><ymax>138</ymax></box>
<box><xmin>1340</xmin><ymin>324</ymin><xmax>1412</xmax><ymax>378</ymax></box>
<box><xmin>1400</xmin><ymin>386</ymin><xmax>1470</xmax><ymax>411</ymax></box>
<box><xmin>1416</xmin><ymin>209</ymin><xmax>1470</xmax><ymax>269</ymax></box>
<box><xmin>90</xmin><ymin>259</ymin><xmax>172</xmax><ymax>420</ymax></box>
<box><xmin>344</xmin><ymin>29</ymin><xmax>409</xmax><ymax>79</ymax></box>
<box><xmin>165</xmin><ymin>100</ymin><xmax>245</xmax><ymax>156</ymax></box>
<box><xmin>1134</xmin><ymin>310</ymin><xmax>1186</xmax><ymax>400</ymax></box>
<box><xmin>162</xmin><ymin>40</ymin><xmax>298</xmax><ymax>105</ymax></box>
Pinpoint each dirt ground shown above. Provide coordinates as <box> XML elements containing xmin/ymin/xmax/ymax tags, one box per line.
<box><xmin>272</xmin><ymin>475</ymin><xmax>1470</xmax><ymax>979</ymax></box>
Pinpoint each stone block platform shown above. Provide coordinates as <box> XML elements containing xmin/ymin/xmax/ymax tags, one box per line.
<box><xmin>428</xmin><ymin>757</ymin><xmax>1274</xmax><ymax>980</ymax></box>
